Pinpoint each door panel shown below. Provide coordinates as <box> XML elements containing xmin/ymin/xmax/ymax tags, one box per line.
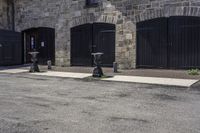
<box><xmin>93</xmin><ymin>23</ymin><xmax>115</xmax><ymax>67</ymax></box>
<box><xmin>169</xmin><ymin>16</ymin><xmax>200</xmax><ymax>69</ymax></box>
<box><xmin>71</xmin><ymin>24</ymin><xmax>93</xmax><ymax>66</ymax></box>
<box><xmin>3</xmin><ymin>43</ymin><xmax>14</xmax><ymax>62</ymax></box>
<box><xmin>0</xmin><ymin>42</ymin><xmax>3</xmax><ymax>64</ymax></box>
<box><xmin>136</xmin><ymin>18</ymin><xmax>168</xmax><ymax>68</ymax></box>
<box><xmin>71</xmin><ymin>23</ymin><xmax>116</xmax><ymax>67</ymax></box>
<box><xmin>25</xmin><ymin>29</ymin><xmax>38</xmax><ymax>63</ymax></box>
<box><xmin>24</xmin><ymin>27</ymin><xmax>55</xmax><ymax>65</ymax></box>
<box><xmin>0</xmin><ymin>30</ymin><xmax>22</xmax><ymax>66</ymax></box>
<box><xmin>38</xmin><ymin>28</ymin><xmax>55</xmax><ymax>65</ymax></box>
<box><xmin>137</xmin><ymin>16</ymin><xmax>200</xmax><ymax>69</ymax></box>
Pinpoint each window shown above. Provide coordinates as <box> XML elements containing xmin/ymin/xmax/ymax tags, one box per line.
<box><xmin>86</xmin><ymin>0</ymin><xmax>99</xmax><ymax>6</ymax></box>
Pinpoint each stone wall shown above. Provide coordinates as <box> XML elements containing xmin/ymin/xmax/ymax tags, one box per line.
<box><xmin>69</xmin><ymin>0</ymin><xmax>135</xmax><ymax>69</ymax></box>
<box><xmin>110</xmin><ymin>0</ymin><xmax>200</xmax><ymax>22</ymax></box>
<box><xmin>14</xmin><ymin>0</ymin><xmax>135</xmax><ymax>69</ymax></box>
<box><xmin>13</xmin><ymin>0</ymin><xmax>200</xmax><ymax>69</ymax></box>
<box><xmin>0</xmin><ymin>0</ymin><xmax>12</xmax><ymax>30</ymax></box>
<box><xmin>14</xmin><ymin>0</ymin><xmax>70</xmax><ymax>67</ymax></box>
<box><xmin>108</xmin><ymin>0</ymin><xmax>200</xmax><ymax>68</ymax></box>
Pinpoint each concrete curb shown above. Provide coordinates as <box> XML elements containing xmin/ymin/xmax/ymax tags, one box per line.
<box><xmin>101</xmin><ymin>75</ymin><xmax>199</xmax><ymax>88</ymax></box>
<box><xmin>0</xmin><ymin>69</ymin><xmax>199</xmax><ymax>87</ymax></box>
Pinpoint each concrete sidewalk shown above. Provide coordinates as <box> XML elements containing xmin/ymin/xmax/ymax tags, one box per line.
<box><xmin>0</xmin><ymin>67</ymin><xmax>198</xmax><ymax>87</ymax></box>
<box><xmin>31</xmin><ymin>71</ymin><xmax>92</xmax><ymax>79</ymax></box>
<box><xmin>102</xmin><ymin>75</ymin><xmax>198</xmax><ymax>87</ymax></box>
<box><xmin>31</xmin><ymin>71</ymin><xmax>198</xmax><ymax>87</ymax></box>
<box><xmin>0</xmin><ymin>68</ymin><xmax>28</xmax><ymax>73</ymax></box>
<box><xmin>38</xmin><ymin>65</ymin><xmax>200</xmax><ymax>79</ymax></box>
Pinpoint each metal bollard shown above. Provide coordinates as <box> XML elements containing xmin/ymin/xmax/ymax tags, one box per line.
<box><xmin>47</xmin><ymin>60</ymin><xmax>52</xmax><ymax>70</ymax></box>
<box><xmin>91</xmin><ymin>52</ymin><xmax>104</xmax><ymax>77</ymax></box>
<box><xmin>113</xmin><ymin>62</ymin><xmax>118</xmax><ymax>73</ymax></box>
<box><xmin>29</xmin><ymin>51</ymin><xmax>40</xmax><ymax>73</ymax></box>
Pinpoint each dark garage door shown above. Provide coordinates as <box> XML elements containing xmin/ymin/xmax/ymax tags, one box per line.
<box><xmin>0</xmin><ymin>29</ymin><xmax>22</xmax><ymax>66</ymax></box>
<box><xmin>137</xmin><ymin>16</ymin><xmax>200</xmax><ymax>69</ymax></box>
<box><xmin>71</xmin><ymin>23</ymin><xmax>115</xmax><ymax>67</ymax></box>
<box><xmin>137</xmin><ymin>17</ymin><xmax>168</xmax><ymax>68</ymax></box>
<box><xmin>71</xmin><ymin>24</ymin><xmax>92</xmax><ymax>66</ymax></box>
<box><xmin>23</xmin><ymin>27</ymin><xmax>55</xmax><ymax>65</ymax></box>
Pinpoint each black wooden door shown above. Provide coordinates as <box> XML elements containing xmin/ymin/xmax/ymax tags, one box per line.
<box><xmin>38</xmin><ymin>28</ymin><xmax>55</xmax><ymax>65</ymax></box>
<box><xmin>71</xmin><ymin>24</ymin><xmax>93</xmax><ymax>66</ymax></box>
<box><xmin>71</xmin><ymin>23</ymin><xmax>116</xmax><ymax>67</ymax></box>
<box><xmin>24</xmin><ymin>27</ymin><xmax>55</xmax><ymax>65</ymax></box>
<box><xmin>93</xmin><ymin>23</ymin><xmax>115</xmax><ymax>67</ymax></box>
<box><xmin>137</xmin><ymin>16</ymin><xmax>200</xmax><ymax>69</ymax></box>
<box><xmin>0</xmin><ymin>30</ymin><xmax>22</xmax><ymax>66</ymax></box>
<box><xmin>169</xmin><ymin>16</ymin><xmax>200</xmax><ymax>69</ymax></box>
<box><xmin>25</xmin><ymin>28</ymin><xmax>38</xmax><ymax>63</ymax></box>
<box><xmin>136</xmin><ymin>18</ymin><xmax>168</xmax><ymax>68</ymax></box>
<box><xmin>0</xmin><ymin>42</ymin><xmax>2</xmax><ymax>64</ymax></box>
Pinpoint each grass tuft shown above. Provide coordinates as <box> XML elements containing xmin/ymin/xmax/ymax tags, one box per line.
<box><xmin>188</xmin><ymin>69</ymin><xmax>199</xmax><ymax>75</ymax></box>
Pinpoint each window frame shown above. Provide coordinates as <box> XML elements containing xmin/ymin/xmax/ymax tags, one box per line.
<box><xmin>85</xmin><ymin>0</ymin><xmax>99</xmax><ymax>7</ymax></box>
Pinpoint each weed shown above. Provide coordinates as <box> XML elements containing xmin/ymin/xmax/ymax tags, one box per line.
<box><xmin>188</xmin><ymin>69</ymin><xmax>199</xmax><ymax>75</ymax></box>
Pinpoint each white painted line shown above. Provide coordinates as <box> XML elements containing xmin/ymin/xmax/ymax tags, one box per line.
<box><xmin>102</xmin><ymin>75</ymin><xmax>198</xmax><ymax>87</ymax></box>
<box><xmin>0</xmin><ymin>69</ymin><xmax>28</xmax><ymax>74</ymax></box>
<box><xmin>31</xmin><ymin>71</ymin><xmax>92</xmax><ymax>79</ymax></box>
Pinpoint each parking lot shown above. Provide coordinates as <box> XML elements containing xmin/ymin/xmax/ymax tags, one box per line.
<box><xmin>0</xmin><ymin>73</ymin><xmax>200</xmax><ymax>133</ymax></box>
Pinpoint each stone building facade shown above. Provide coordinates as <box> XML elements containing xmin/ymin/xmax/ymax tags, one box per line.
<box><xmin>14</xmin><ymin>0</ymin><xmax>135</xmax><ymax>69</ymax></box>
<box><xmin>1</xmin><ymin>0</ymin><xmax>200</xmax><ymax>69</ymax></box>
<box><xmin>110</xmin><ymin>0</ymin><xmax>200</xmax><ymax>22</ymax></box>
<box><xmin>0</xmin><ymin>0</ymin><xmax>13</xmax><ymax>30</ymax></box>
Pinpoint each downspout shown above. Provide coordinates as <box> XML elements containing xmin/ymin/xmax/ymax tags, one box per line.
<box><xmin>6</xmin><ymin>0</ymin><xmax>15</xmax><ymax>30</ymax></box>
<box><xmin>11</xmin><ymin>0</ymin><xmax>15</xmax><ymax>31</ymax></box>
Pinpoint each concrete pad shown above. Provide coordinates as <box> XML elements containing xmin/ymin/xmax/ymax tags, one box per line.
<box><xmin>0</xmin><ymin>69</ymin><xmax>28</xmax><ymax>74</ymax></box>
<box><xmin>102</xmin><ymin>75</ymin><xmax>198</xmax><ymax>87</ymax></box>
<box><xmin>31</xmin><ymin>71</ymin><xmax>92</xmax><ymax>79</ymax></box>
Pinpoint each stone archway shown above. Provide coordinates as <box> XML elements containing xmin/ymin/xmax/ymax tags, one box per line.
<box><xmin>71</xmin><ymin>22</ymin><xmax>116</xmax><ymax>67</ymax></box>
<box><xmin>69</xmin><ymin>1</ymin><xmax>136</xmax><ymax>69</ymax></box>
<box><xmin>132</xmin><ymin>6</ymin><xmax>200</xmax><ymax>69</ymax></box>
<box><xmin>134</xmin><ymin>6</ymin><xmax>200</xmax><ymax>69</ymax></box>
<box><xmin>134</xmin><ymin>7</ymin><xmax>200</xmax><ymax>23</ymax></box>
<box><xmin>22</xmin><ymin>27</ymin><xmax>55</xmax><ymax>65</ymax></box>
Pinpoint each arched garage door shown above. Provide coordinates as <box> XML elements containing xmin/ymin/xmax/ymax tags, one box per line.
<box><xmin>23</xmin><ymin>27</ymin><xmax>55</xmax><ymax>65</ymax></box>
<box><xmin>71</xmin><ymin>23</ymin><xmax>115</xmax><ymax>67</ymax></box>
<box><xmin>137</xmin><ymin>16</ymin><xmax>200</xmax><ymax>69</ymax></box>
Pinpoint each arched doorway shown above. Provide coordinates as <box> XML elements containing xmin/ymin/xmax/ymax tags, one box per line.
<box><xmin>137</xmin><ymin>16</ymin><xmax>200</xmax><ymax>69</ymax></box>
<box><xmin>22</xmin><ymin>27</ymin><xmax>55</xmax><ymax>65</ymax></box>
<box><xmin>71</xmin><ymin>23</ymin><xmax>115</xmax><ymax>67</ymax></box>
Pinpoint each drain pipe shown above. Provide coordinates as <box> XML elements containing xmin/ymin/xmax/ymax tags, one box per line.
<box><xmin>11</xmin><ymin>0</ymin><xmax>15</xmax><ymax>31</ymax></box>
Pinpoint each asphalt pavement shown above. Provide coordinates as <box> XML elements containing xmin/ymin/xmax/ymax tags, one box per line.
<box><xmin>0</xmin><ymin>73</ymin><xmax>200</xmax><ymax>133</ymax></box>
